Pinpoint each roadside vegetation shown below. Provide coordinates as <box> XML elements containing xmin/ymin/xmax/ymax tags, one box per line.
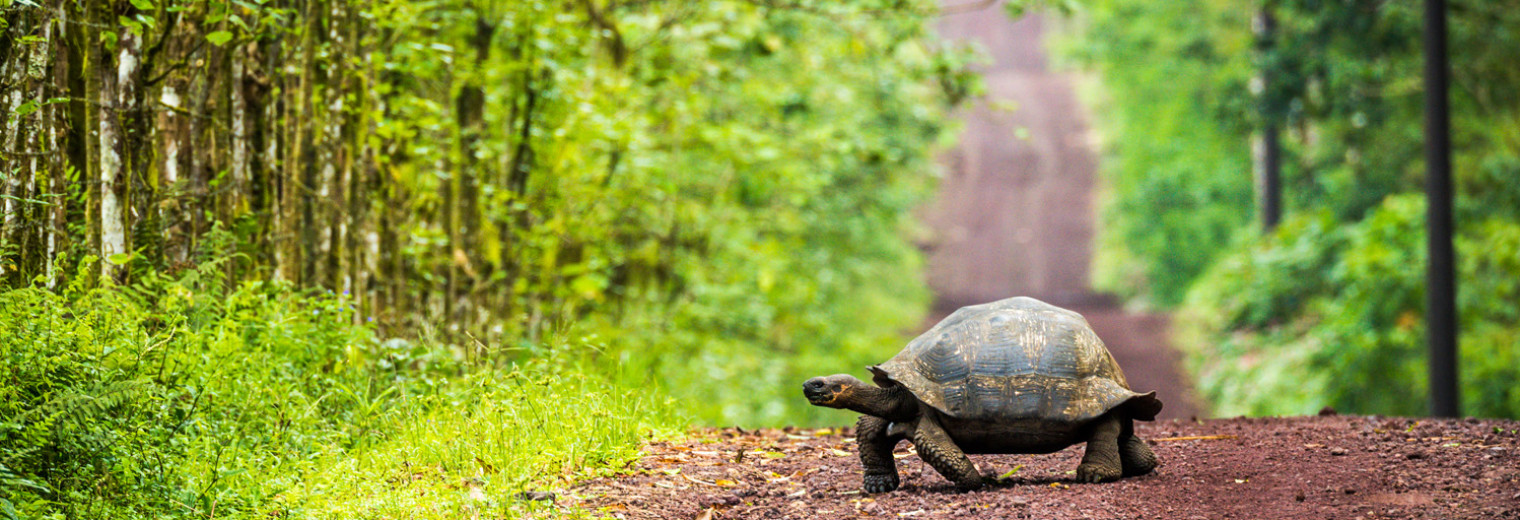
<box><xmin>0</xmin><ymin>0</ymin><xmax>969</xmax><ymax>517</ymax></box>
<box><xmin>1063</xmin><ymin>0</ymin><xmax>1520</xmax><ymax>418</ymax></box>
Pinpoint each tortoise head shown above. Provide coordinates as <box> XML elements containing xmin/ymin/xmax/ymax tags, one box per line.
<box><xmin>802</xmin><ymin>374</ymin><xmax>867</xmax><ymax>408</ymax></box>
<box><xmin>803</xmin><ymin>367</ymin><xmax>917</xmax><ymax>421</ymax></box>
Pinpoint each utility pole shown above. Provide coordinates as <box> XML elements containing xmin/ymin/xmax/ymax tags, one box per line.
<box><xmin>1424</xmin><ymin>0</ymin><xmax>1458</xmax><ymax>417</ymax></box>
<box><xmin>1254</xmin><ymin>7</ymin><xmax>1282</xmax><ymax>231</ymax></box>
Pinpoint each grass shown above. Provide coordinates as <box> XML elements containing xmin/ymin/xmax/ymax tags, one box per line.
<box><xmin>0</xmin><ymin>268</ymin><xmax>682</xmax><ymax>520</ymax></box>
<box><xmin>283</xmin><ymin>365</ymin><xmax>682</xmax><ymax>519</ymax></box>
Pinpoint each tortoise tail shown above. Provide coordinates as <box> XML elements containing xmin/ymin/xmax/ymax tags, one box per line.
<box><xmin>1124</xmin><ymin>391</ymin><xmax>1164</xmax><ymax>421</ymax></box>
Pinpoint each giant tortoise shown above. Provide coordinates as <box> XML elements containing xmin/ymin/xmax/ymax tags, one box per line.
<box><xmin>803</xmin><ymin>296</ymin><xmax>1163</xmax><ymax>492</ymax></box>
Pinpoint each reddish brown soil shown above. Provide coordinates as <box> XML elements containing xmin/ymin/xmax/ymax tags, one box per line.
<box><xmin>569</xmin><ymin>417</ymin><xmax>1520</xmax><ymax>519</ymax></box>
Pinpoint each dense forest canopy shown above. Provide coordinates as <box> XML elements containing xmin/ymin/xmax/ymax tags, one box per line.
<box><xmin>1065</xmin><ymin>0</ymin><xmax>1520</xmax><ymax>418</ymax></box>
<box><xmin>0</xmin><ymin>0</ymin><xmax>975</xmax><ymax>421</ymax></box>
<box><xmin>1</xmin><ymin>0</ymin><xmax>971</xmax><ymax>517</ymax></box>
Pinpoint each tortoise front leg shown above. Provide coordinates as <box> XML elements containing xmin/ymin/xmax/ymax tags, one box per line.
<box><xmin>856</xmin><ymin>415</ymin><xmax>904</xmax><ymax>493</ymax></box>
<box><xmin>1076</xmin><ymin>414</ymin><xmax>1124</xmax><ymax>483</ymax></box>
<box><xmin>910</xmin><ymin>413</ymin><xmax>982</xmax><ymax>491</ymax></box>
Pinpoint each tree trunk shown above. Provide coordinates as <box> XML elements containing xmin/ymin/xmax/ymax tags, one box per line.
<box><xmin>47</xmin><ymin>12</ymin><xmax>69</xmax><ymax>288</ymax></box>
<box><xmin>454</xmin><ymin>16</ymin><xmax>494</xmax><ymax>325</ymax></box>
<box><xmin>295</xmin><ymin>0</ymin><xmax>320</xmax><ymax>286</ymax></box>
<box><xmin>186</xmin><ymin>38</ymin><xmax>220</xmax><ymax>258</ymax></box>
<box><xmin>121</xmin><ymin>15</ymin><xmax>157</xmax><ymax>273</ymax></box>
<box><xmin>231</xmin><ymin>42</ymin><xmax>250</xmax><ymax>216</ymax></box>
<box><xmin>0</xmin><ymin>13</ymin><xmax>27</xmax><ymax>284</ymax></box>
<box><xmin>99</xmin><ymin>27</ymin><xmax>128</xmax><ymax>280</ymax></box>
<box><xmin>159</xmin><ymin>78</ymin><xmax>189</xmax><ymax>266</ymax></box>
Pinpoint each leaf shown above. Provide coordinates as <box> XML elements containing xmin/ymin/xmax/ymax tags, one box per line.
<box><xmin>14</xmin><ymin>101</ymin><xmax>38</xmax><ymax>117</ymax></box>
<box><xmin>996</xmin><ymin>464</ymin><xmax>1024</xmax><ymax>481</ymax></box>
<box><xmin>206</xmin><ymin>30</ymin><xmax>234</xmax><ymax>46</ymax></box>
<box><xmin>129</xmin><ymin>0</ymin><xmax>154</xmax><ymax>10</ymax></box>
<box><xmin>713</xmin><ymin>479</ymin><xmax>737</xmax><ymax>487</ymax></box>
<box><xmin>830</xmin><ymin>449</ymin><xmax>850</xmax><ymax>457</ymax></box>
<box><xmin>107</xmin><ymin>253</ymin><xmax>133</xmax><ymax>266</ymax></box>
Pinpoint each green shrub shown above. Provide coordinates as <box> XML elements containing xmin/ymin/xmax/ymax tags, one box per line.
<box><xmin>0</xmin><ymin>259</ymin><xmax>679</xmax><ymax>519</ymax></box>
<box><xmin>1177</xmin><ymin>196</ymin><xmax>1520</xmax><ymax>418</ymax></box>
<box><xmin>0</xmin><ymin>259</ymin><xmax>377</xmax><ymax>518</ymax></box>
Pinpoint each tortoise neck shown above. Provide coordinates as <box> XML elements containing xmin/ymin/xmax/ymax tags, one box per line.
<box><xmin>845</xmin><ymin>384</ymin><xmax>919</xmax><ymax>422</ymax></box>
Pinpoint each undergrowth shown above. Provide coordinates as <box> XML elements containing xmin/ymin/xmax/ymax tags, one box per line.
<box><xmin>1175</xmin><ymin>197</ymin><xmax>1520</xmax><ymax>418</ymax></box>
<box><xmin>0</xmin><ymin>257</ymin><xmax>681</xmax><ymax>519</ymax></box>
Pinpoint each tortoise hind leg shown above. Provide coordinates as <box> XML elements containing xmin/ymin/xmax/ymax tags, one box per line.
<box><xmin>856</xmin><ymin>415</ymin><xmax>905</xmax><ymax>493</ymax></box>
<box><xmin>1076</xmin><ymin>415</ymin><xmax>1123</xmax><ymax>483</ymax></box>
<box><xmin>1118</xmin><ymin>417</ymin><xmax>1158</xmax><ymax>476</ymax></box>
<box><xmin>910</xmin><ymin>413</ymin><xmax>982</xmax><ymax>491</ymax></box>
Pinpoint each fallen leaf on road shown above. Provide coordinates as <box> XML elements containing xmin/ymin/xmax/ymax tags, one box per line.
<box><xmin>997</xmin><ymin>465</ymin><xmax>1025</xmax><ymax>481</ymax></box>
<box><xmin>695</xmin><ymin>507</ymin><xmax>715</xmax><ymax>520</ymax></box>
<box><xmin>681</xmin><ymin>474</ymin><xmax>722</xmax><ymax>487</ymax></box>
<box><xmin>831</xmin><ymin>449</ymin><xmax>851</xmax><ymax>457</ymax></box>
<box><xmin>714</xmin><ymin>479</ymin><xmax>738</xmax><ymax>487</ymax></box>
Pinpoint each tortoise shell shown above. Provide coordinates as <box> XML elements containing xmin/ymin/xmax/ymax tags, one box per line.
<box><xmin>875</xmin><ymin>297</ymin><xmax>1161</xmax><ymax>424</ymax></box>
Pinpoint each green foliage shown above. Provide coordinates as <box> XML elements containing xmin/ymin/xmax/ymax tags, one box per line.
<box><xmin>285</xmin><ymin>363</ymin><xmax>679</xmax><ymax>519</ymax></box>
<box><xmin>1059</xmin><ymin>0</ymin><xmax>1255</xmax><ymax>305</ymax></box>
<box><xmin>358</xmin><ymin>0</ymin><xmax>950</xmax><ymax>427</ymax></box>
<box><xmin>1176</xmin><ymin>197</ymin><xmax>1520</xmax><ymax>418</ymax></box>
<box><xmin>8</xmin><ymin>0</ymin><xmax>957</xmax><ymax>423</ymax></box>
<box><xmin>0</xmin><ymin>261</ymin><xmax>364</xmax><ymax>518</ymax></box>
<box><xmin>0</xmin><ymin>260</ymin><xmax>679</xmax><ymax>519</ymax></box>
<box><xmin>1066</xmin><ymin>0</ymin><xmax>1520</xmax><ymax>418</ymax></box>
<box><xmin>4</xmin><ymin>0</ymin><xmax>963</xmax><ymax>516</ymax></box>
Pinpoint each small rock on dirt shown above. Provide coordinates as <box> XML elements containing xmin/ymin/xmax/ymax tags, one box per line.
<box><xmin>515</xmin><ymin>491</ymin><xmax>556</xmax><ymax>502</ymax></box>
<box><xmin>1330</xmin><ymin>447</ymin><xmax>1348</xmax><ymax>456</ymax></box>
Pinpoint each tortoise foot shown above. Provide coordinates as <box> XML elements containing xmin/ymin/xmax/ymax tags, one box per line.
<box><xmin>1121</xmin><ymin>436</ymin><xmax>1158</xmax><ymax>476</ymax></box>
<box><xmin>1076</xmin><ymin>461</ymin><xmax>1122</xmax><ymax>483</ymax></box>
<box><xmin>952</xmin><ymin>477</ymin><xmax>986</xmax><ymax>492</ymax></box>
<box><xmin>863</xmin><ymin>473</ymin><xmax>900</xmax><ymax>493</ymax></box>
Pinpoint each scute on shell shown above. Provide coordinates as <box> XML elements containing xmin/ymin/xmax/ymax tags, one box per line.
<box><xmin>876</xmin><ymin>297</ymin><xmax>1161</xmax><ymax>424</ymax></box>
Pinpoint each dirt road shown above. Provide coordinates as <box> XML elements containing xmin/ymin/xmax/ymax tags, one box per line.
<box><xmin>922</xmin><ymin>7</ymin><xmax>1198</xmax><ymax>418</ymax></box>
<box><xmin>571</xmin><ymin>417</ymin><xmax>1520</xmax><ymax>519</ymax></box>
